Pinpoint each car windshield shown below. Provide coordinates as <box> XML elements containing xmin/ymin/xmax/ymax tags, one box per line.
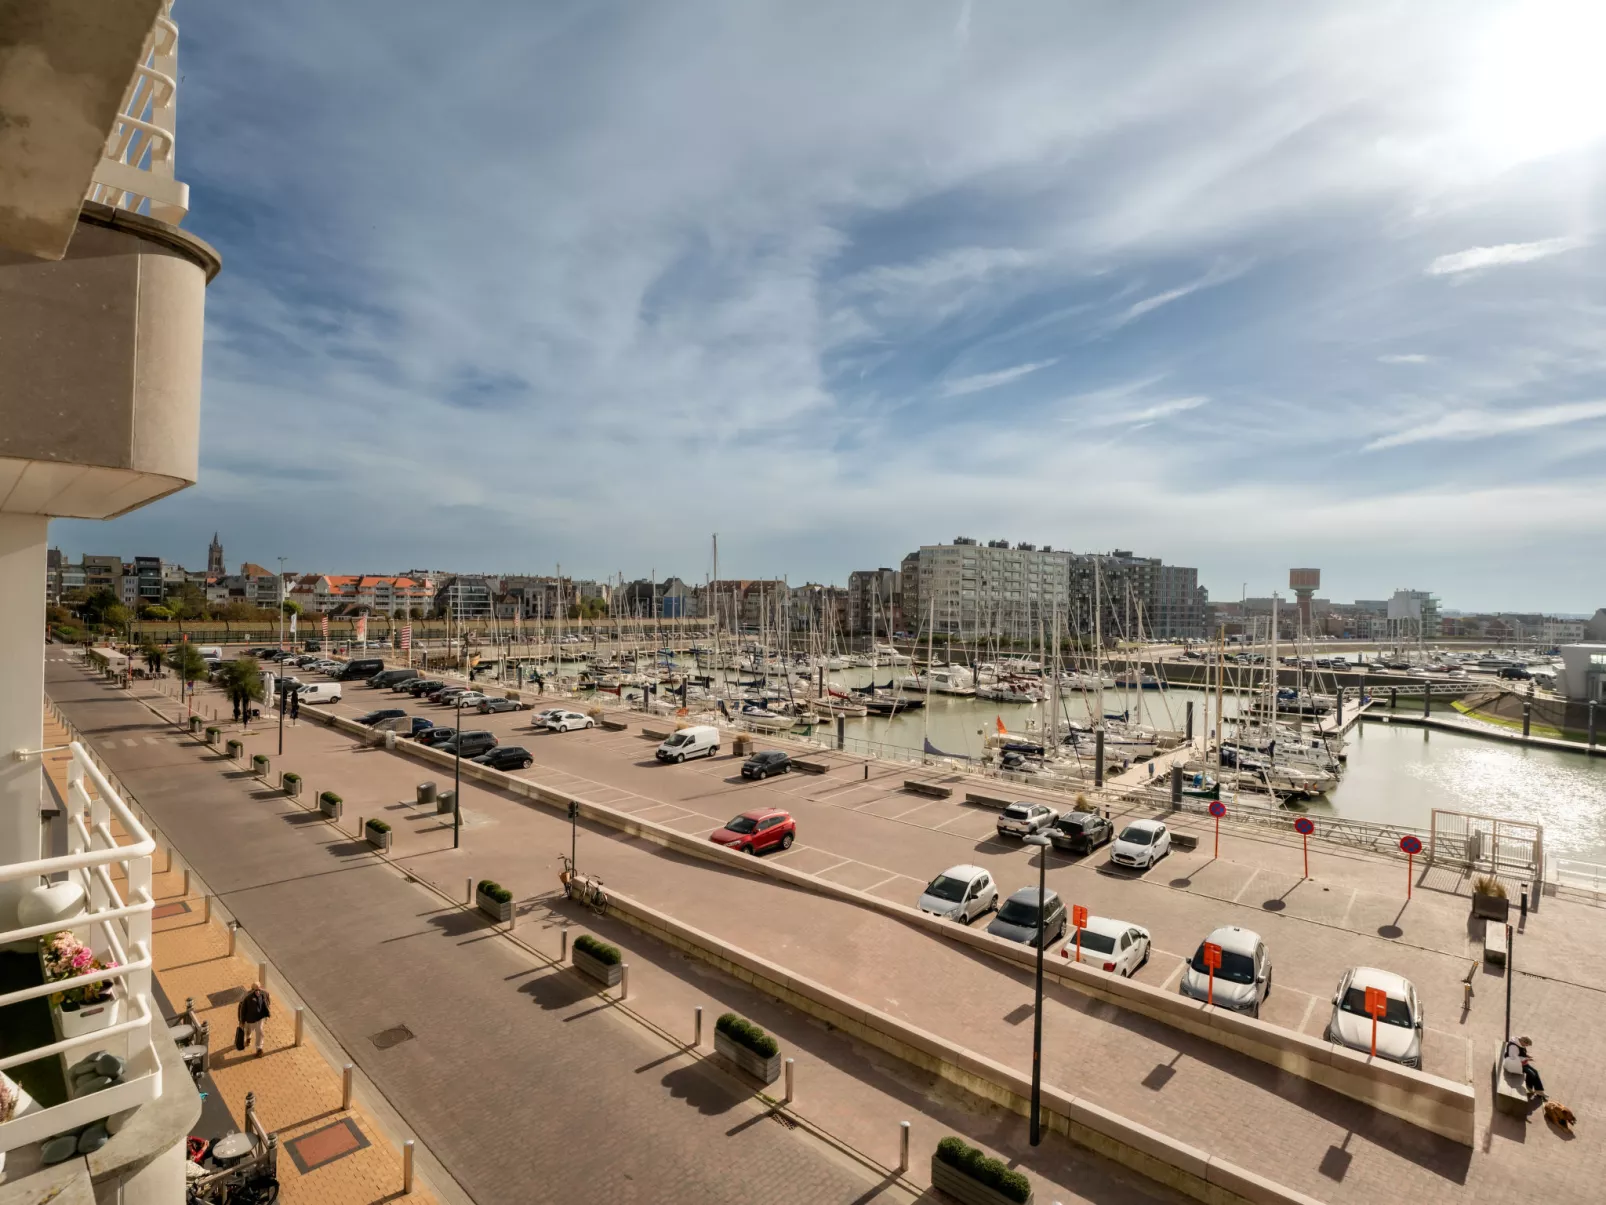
<box><xmin>925</xmin><ymin>875</ymin><xmax>970</xmax><ymax>902</ymax></box>
<box><xmin>1077</xmin><ymin>931</ymin><xmax>1116</xmax><ymax>955</ymax></box>
<box><xmin>1056</xmin><ymin>816</ymin><xmax>1089</xmax><ymax>831</ymax></box>
<box><xmin>1339</xmin><ymin>986</ymin><xmax>1413</xmax><ymax>1027</ymax></box>
<box><xmin>724</xmin><ymin>816</ymin><xmax>759</xmax><ymax>834</ymax></box>
<box><xmin>996</xmin><ymin>899</ymin><xmax>1042</xmax><ymax>926</ymax></box>
<box><xmin>1118</xmin><ymin>827</ymin><xmax>1155</xmax><ymax>845</ymax></box>
<box><xmin>666</xmin><ymin>734</ymin><xmax>688</xmax><ymax>746</ymax></box>
<box><xmin>1189</xmin><ymin>946</ymin><xmax>1256</xmax><ymax>984</ymax></box>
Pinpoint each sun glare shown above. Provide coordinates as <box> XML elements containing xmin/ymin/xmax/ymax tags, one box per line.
<box><xmin>1467</xmin><ymin>0</ymin><xmax>1606</xmax><ymax>163</ymax></box>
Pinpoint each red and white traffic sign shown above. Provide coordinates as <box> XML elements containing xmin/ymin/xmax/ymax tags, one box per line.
<box><xmin>1294</xmin><ymin>816</ymin><xmax>1314</xmax><ymax>878</ymax></box>
<box><xmin>1399</xmin><ymin>834</ymin><xmax>1422</xmax><ymax>899</ymax></box>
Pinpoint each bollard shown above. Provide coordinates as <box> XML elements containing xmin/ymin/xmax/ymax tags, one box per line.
<box><xmin>1520</xmin><ymin>883</ymin><xmax>1530</xmax><ymax>923</ymax></box>
<box><xmin>1590</xmin><ymin>700</ymin><xmax>1598</xmax><ymax>748</ymax></box>
<box><xmin>1169</xmin><ymin>764</ymin><xmax>1182</xmax><ymax>807</ymax></box>
<box><xmin>899</xmin><ymin>1121</ymin><xmax>910</xmax><ymax>1172</ymax></box>
<box><xmin>342</xmin><ymin>1063</ymin><xmax>354</xmax><ymax>1110</ymax></box>
<box><xmin>403</xmin><ymin>1140</ymin><xmax>415</xmax><ymax>1194</ymax></box>
<box><xmin>183</xmin><ymin>867</ymin><xmax>191</xmax><ymax>897</ymax></box>
<box><xmin>694</xmin><ymin>1006</ymin><xmax>702</xmax><ymax>1047</ymax></box>
<box><xmin>784</xmin><ymin>1057</ymin><xmax>795</xmax><ymax>1104</ymax></box>
<box><xmin>258</xmin><ymin>960</ymin><xmax>268</xmax><ymax>990</ymax></box>
<box><xmin>228</xmin><ymin>921</ymin><xmax>238</xmax><ymax>957</ymax></box>
<box><xmin>1093</xmin><ymin>729</ymin><xmax>1105</xmax><ymax>786</ymax></box>
<box><xmin>621</xmin><ymin>963</ymin><xmax>629</xmax><ymax>1001</ymax></box>
<box><xmin>561</xmin><ymin>929</ymin><xmax>569</xmax><ymax>961</ymax></box>
<box><xmin>466</xmin><ymin>877</ymin><xmax>473</xmax><ymax>905</ymax></box>
<box><xmin>1522</xmin><ymin>702</ymin><xmax>1532</xmax><ymax>739</ymax></box>
<box><xmin>203</xmin><ymin>894</ymin><xmax>211</xmax><ymax>923</ymax></box>
<box><xmin>164</xmin><ymin>846</ymin><xmax>173</xmax><ymax>873</ymax></box>
<box><xmin>294</xmin><ymin>1007</ymin><xmax>305</xmax><ymax>1047</ymax></box>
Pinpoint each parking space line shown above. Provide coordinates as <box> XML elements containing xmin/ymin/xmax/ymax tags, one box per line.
<box><xmin>1231</xmin><ymin>869</ymin><xmax>1261</xmax><ymax>903</ymax></box>
<box><xmin>1298</xmin><ymin>993</ymin><xmax>1317</xmax><ymax>1035</ymax></box>
<box><xmin>1160</xmin><ymin>959</ymin><xmax>1187</xmax><ymax>992</ymax></box>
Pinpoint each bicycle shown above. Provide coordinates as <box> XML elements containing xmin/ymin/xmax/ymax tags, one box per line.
<box><xmin>559</xmin><ymin>854</ymin><xmax>608</xmax><ymax>915</ymax></box>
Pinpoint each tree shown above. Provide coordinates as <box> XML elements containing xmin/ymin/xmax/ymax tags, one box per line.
<box><xmin>213</xmin><ymin>657</ymin><xmax>264</xmax><ymax>725</ymax></box>
<box><xmin>410</xmin><ymin>607</ymin><xmax>426</xmax><ymax>620</ymax></box>
<box><xmin>140</xmin><ymin>604</ymin><xmax>173</xmax><ymax>620</ymax></box>
<box><xmin>102</xmin><ymin>602</ymin><xmax>131</xmax><ymax>633</ymax></box>
<box><xmin>140</xmin><ymin>640</ymin><xmax>164</xmax><ymax>676</ymax></box>
<box><xmin>167</xmin><ymin>643</ymin><xmax>209</xmax><ymax>706</ymax></box>
<box><xmin>79</xmin><ymin>588</ymin><xmax>120</xmax><ymax>627</ymax></box>
<box><xmin>168</xmin><ymin>582</ymin><xmax>209</xmax><ymax>622</ymax></box>
<box><xmin>282</xmin><ymin>599</ymin><xmax>303</xmax><ymax>616</ymax></box>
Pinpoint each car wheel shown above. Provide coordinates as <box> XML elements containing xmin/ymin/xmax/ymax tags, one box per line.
<box><xmin>522</xmin><ymin>758</ymin><xmax>533</xmax><ymax>769</ymax></box>
<box><xmin>757</xmin><ymin>769</ymin><xmax>767</xmax><ymax>780</ymax></box>
<box><xmin>675</xmin><ymin>753</ymin><xmax>685</xmax><ymax>764</ymax></box>
<box><xmin>586</xmin><ymin>720</ymin><xmax>594</xmax><ymax>729</ymax></box>
<box><xmin>779</xmin><ymin>833</ymin><xmax>793</xmax><ymax>850</ymax></box>
<box><xmin>1264</xmin><ymin>973</ymin><xmax>1272</xmax><ymax>998</ymax></box>
<box><xmin>741</xmin><ymin>845</ymin><xmax>754</xmax><ymax>855</ymax></box>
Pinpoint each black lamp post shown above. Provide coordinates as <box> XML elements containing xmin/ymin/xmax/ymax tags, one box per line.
<box><xmin>1024</xmin><ymin>831</ymin><xmax>1051</xmax><ymax>1145</ymax></box>
<box><xmin>453</xmin><ymin>693</ymin><xmax>463</xmax><ymax>849</ymax></box>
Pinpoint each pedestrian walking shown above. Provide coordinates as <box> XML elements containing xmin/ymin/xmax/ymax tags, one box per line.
<box><xmin>237</xmin><ymin>982</ymin><xmax>271</xmax><ymax>1057</ymax></box>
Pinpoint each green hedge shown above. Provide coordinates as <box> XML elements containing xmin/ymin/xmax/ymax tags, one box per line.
<box><xmin>366</xmin><ymin>818</ymin><xmax>391</xmax><ymax>833</ymax></box>
<box><xmin>573</xmin><ymin>934</ymin><xmax>620</xmax><ymax>966</ymax></box>
<box><xmin>715</xmin><ymin>1012</ymin><xmax>778</xmax><ymax>1059</ymax></box>
<box><xmin>283</xmin><ymin>772</ymin><xmax>301</xmax><ymax>785</ymax></box>
<box><xmin>205</xmin><ymin>727</ymin><xmax>220</xmax><ymax>740</ymax></box>
<box><xmin>320</xmin><ymin>791</ymin><xmax>341</xmax><ymax>806</ymax></box>
<box><xmin>477</xmin><ymin>880</ymin><xmax>512</xmax><ymax>903</ymax></box>
<box><xmin>935</xmin><ymin>1137</ymin><xmax>1031</xmax><ymax>1204</ymax></box>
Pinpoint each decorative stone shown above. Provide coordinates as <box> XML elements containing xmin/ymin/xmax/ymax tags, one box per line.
<box><xmin>77</xmin><ymin>1122</ymin><xmax>111</xmax><ymax>1153</ymax></box>
<box><xmin>93</xmin><ymin>1051</ymin><xmax>125</xmax><ymax>1079</ymax></box>
<box><xmin>68</xmin><ymin>1051</ymin><xmax>110</xmax><ymax>1079</ymax></box>
<box><xmin>74</xmin><ymin>1075</ymin><xmax>114</xmax><ymax>1096</ymax></box>
<box><xmin>41</xmin><ymin>1135</ymin><xmax>79</xmax><ymax>1164</ymax></box>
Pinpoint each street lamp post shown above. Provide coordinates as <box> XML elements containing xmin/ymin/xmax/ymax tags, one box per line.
<box><xmin>277</xmin><ymin>556</ymin><xmax>287</xmax><ymax>651</ymax></box>
<box><xmin>1023</xmin><ymin>832</ymin><xmax>1051</xmax><ymax>1146</ymax></box>
<box><xmin>453</xmin><ymin>693</ymin><xmax>462</xmax><ymax>849</ymax></box>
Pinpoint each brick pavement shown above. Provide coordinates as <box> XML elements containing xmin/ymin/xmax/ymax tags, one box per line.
<box><xmin>98</xmin><ymin>662</ymin><xmax>1606</xmax><ymax>1203</ymax></box>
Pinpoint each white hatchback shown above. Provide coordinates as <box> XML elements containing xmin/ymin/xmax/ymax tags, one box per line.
<box><xmin>917</xmin><ymin>865</ymin><xmax>998</xmax><ymax>923</ymax></box>
<box><xmin>1109</xmin><ymin>818</ymin><xmax>1171</xmax><ymax>870</ymax></box>
<box><xmin>544</xmin><ymin>711</ymin><xmax>595</xmax><ymax>733</ymax></box>
<box><xmin>1064</xmin><ymin>916</ymin><xmax>1151</xmax><ymax>977</ymax></box>
<box><xmin>1327</xmin><ymin>966</ymin><xmax>1423</xmax><ymax>1067</ymax></box>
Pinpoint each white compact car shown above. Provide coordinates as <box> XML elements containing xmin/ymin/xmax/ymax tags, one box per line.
<box><xmin>917</xmin><ymin>865</ymin><xmax>998</xmax><ymax>923</ymax></box>
<box><xmin>1180</xmin><ymin>925</ymin><xmax>1271</xmax><ymax>1016</ymax></box>
<box><xmin>544</xmin><ymin>711</ymin><xmax>595</xmax><ymax>733</ymax></box>
<box><xmin>1327</xmin><ymin>966</ymin><xmax>1423</xmax><ymax>1067</ymax></box>
<box><xmin>1066</xmin><ymin>916</ymin><xmax>1151</xmax><ymax>977</ymax></box>
<box><xmin>1109</xmin><ymin>818</ymin><xmax>1171</xmax><ymax>870</ymax></box>
<box><xmin>295</xmin><ymin>682</ymin><xmax>341</xmax><ymax>704</ymax></box>
<box><xmin>996</xmin><ymin>801</ymin><xmax>1057</xmax><ymax>839</ymax></box>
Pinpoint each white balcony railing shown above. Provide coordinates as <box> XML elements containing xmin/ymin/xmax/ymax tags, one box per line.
<box><xmin>85</xmin><ymin>0</ymin><xmax>189</xmax><ymax>223</ymax></box>
<box><xmin>0</xmin><ymin>743</ymin><xmax>160</xmax><ymax>1153</ymax></box>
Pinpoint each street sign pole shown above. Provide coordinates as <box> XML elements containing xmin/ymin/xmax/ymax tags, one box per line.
<box><xmin>1202</xmin><ymin>941</ymin><xmax>1222</xmax><ymax>1007</ymax></box>
<box><xmin>1071</xmin><ymin>904</ymin><xmax>1088</xmax><ymax>963</ymax></box>
<box><xmin>1399</xmin><ymin>835</ymin><xmax>1422</xmax><ymax>902</ymax></box>
<box><xmin>1294</xmin><ymin>816</ymin><xmax>1314</xmax><ymax>879</ymax></box>
<box><xmin>1209</xmin><ymin>800</ymin><xmax>1226</xmax><ymax>859</ymax></box>
<box><xmin>1364</xmin><ymin>986</ymin><xmax>1388</xmax><ymax>1059</ymax></box>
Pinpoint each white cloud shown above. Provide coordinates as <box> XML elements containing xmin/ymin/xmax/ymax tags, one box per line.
<box><xmin>1426</xmin><ymin>236</ymin><xmax>1585</xmax><ymax>276</ymax></box>
<box><xmin>1088</xmin><ymin>396</ymin><xmax>1209</xmax><ymax>426</ymax></box>
<box><xmin>1378</xmin><ymin>353</ymin><xmax>1430</xmax><ymax>364</ymax></box>
<box><xmin>940</xmin><ymin>358</ymin><xmax>1057</xmax><ymax>397</ymax></box>
<box><xmin>1107</xmin><ymin>261</ymin><xmax>1250</xmax><ymax>329</ymax></box>
<box><xmin>1364</xmin><ymin>399</ymin><xmax>1606</xmax><ymax>450</ymax></box>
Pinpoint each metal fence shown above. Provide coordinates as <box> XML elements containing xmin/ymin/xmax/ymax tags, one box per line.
<box><xmin>1428</xmin><ymin>809</ymin><xmax>1543</xmax><ymax>880</ymax></box>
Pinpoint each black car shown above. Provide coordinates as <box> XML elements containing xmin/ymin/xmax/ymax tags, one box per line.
<box><xmin>356</xmin><ymin>708</ymin><xmax>407</xmax><ymax>726</ymax></box>
<box><xmin>337</xmin><ymin>658</ymin><xmax>385</xmax><ymax>681</ymax></box>
<box><xmin>1498</xmin><ymin>666</ymin><xmax>1532</xmax><ymax>680</ymax></box>
<box><xmin>471</xmin><ymin>745</ymin><xmax>534</xmax><ymax>771</ymax></box>
<box><xmin>1049</xmin><ymin>811</ymin><xmax>1113</xmax><ymax>854</ymax></box>
<box><xmin>741</xmin><ymin>750</ymin><xmax>792</xmax><ymax>780</ymax></box>
<box><xmin>408</xmin><ymin>680</ymin><xmax>444</xmax><ymax>697</ymax></box>
<box><xmin>416</xmin><ymin>726</ymin><xmax>457</xmax><ymax>747</ymax></box>
<box><xmin>440</xmin><ymin>730</ymin><xmax>497</xmax><ymax>758</ymax></box>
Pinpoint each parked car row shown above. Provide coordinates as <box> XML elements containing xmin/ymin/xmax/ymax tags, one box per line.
<box><xmin>994</xmin><ymin>801</ymin><xmax>1173</xmax><ymax>872</ymax></box>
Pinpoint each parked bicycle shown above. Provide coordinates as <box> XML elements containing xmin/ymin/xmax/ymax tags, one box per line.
<box><xmin>558</xmin><ymin>854</ymin><xmax>608</xmax><ymax>915</ymax></box>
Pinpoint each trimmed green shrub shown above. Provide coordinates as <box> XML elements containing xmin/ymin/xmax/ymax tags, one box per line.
<box><xmin>205</xmin><ymin>727</ymin><xmax>220</xmax><ymax>741</ymax></box>
<box><xmin>573</xmin><ymin>934</ymin><xmax>620</xmax><ymax>966</ymax></box>
<box><xmin>320</xmin><ymin>791</ymin><xmax>341</xmax><ymax>806</ymax></box>
<box><xmin>283</xmin><ymin>772</ymin><xmax>301</xmax><ymax>785</ymax></box>
<box><xmin>477</xmin><ymin>880</ymin><xmax>512</xmax><ymax>903</ymax></box>
<box><xmin>935</xmin><ymin>1137</ymin><xmax>1031</xmax><ymax>1204</ymax></box>
<box><xmin>365</xmin><ymin>819</ymin><xmax>391</xmax><ymax>833</ymax></box>
<box><xmin>715</xmin><ymin>1012</ymin><xmax>778</xmax><ymax>1059</ymax></box>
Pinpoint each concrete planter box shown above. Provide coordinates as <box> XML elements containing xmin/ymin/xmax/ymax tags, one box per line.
<box><xmin>713</xmin><ymin>1030</ymin><xmax>781</xmax><ymax>1085</ymax></box>
<box><xmin>56</xmin><ymin>993</ymin><xmax>123</xmax><ymax>1042</ymax></box>
<box><xmin>437</xmin><ymin>790</ymin><xmax>456</xmax><ymax>816</ymax></box>
<box><xmin>319</xmin><ymin>794</ymin><xmax>343</xmax><ymax>821</ymax></box>
<box><xmin>573</xmin><ymin>946</ymin><xmax>622</xmax><ymax>988</ymax></box>
<box><xmin>205</xmin><ymin>727</ymin><xmax>220</xmax><ymax>746</ymax></box>
<box><xmin>251</xmin><ymin>754</ymin><xmax>269</xmax><ymax>777</ymax></box>
<box><xmin>365</xmin><ymin>823</ymin><xmax>392</xmax><ymax>851</ymax></box>
<box><xmin>225</xmin><ymin>739</ymin><xmax>243</xmax><ymax>760</ymax></box>
<box><xmin>477</xmin><ymin>888</ymin><xmax>514</xmax><ymax>923</ymax></box>
<box><xmin>188</xmin><ymin>715</ymin><xmax>203</xmax><ymax>733</ymax></box>
<box><xmin>930</xmin><ymin>1155</ymin><xmax>1032</xmax><ymax>1205</ymax></box>
<box><xmin>281</xmin><ymin>773</ymin><xmax>301</xmax><ymax>797</ymax></box>
<box><xmin>1472</xmin><ymin>891</ymin><xmax>1510</xmax><ymax>924</ymax></box>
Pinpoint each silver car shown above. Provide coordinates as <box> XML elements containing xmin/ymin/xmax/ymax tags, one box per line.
<box><xmin>917</xmin><ymin>865</ymin><xmax>998</xmax><ymax>923</ymax></box>
<box><xmin>1181</xmin><ymin>925</ymin><xmax>1271</xmax><ymax>1016</ymax></box>
<box><xmin>1327</xmin><ymin>967</ymin><xmax>1423</xmax><ymax>1067</ymax></box>
<box><xmin>996</xmin><ymin>802</ymin><xmax>1057</xmax><ymax>839</ymax></box>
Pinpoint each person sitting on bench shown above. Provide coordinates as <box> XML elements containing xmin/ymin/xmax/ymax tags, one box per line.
<box><xmin>1504</xmin><ymin>1036</ymin><xmax>1545</xmax><ymax>1099</ymax></box>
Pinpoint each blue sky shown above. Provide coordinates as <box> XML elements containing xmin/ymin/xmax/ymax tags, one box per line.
<box><xmin>54</xmin><ymin>0</ymin><xmax>1606</xmax><ymax>611</ymax></box>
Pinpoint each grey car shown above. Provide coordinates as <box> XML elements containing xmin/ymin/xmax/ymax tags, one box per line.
<box><xmin>986</xmin><ymin>887</ymin><xmax>1067</xmax><ymax>947</ymax></box>
<box><xmin>478</xmin><ymin>697</ymin><xmax>528</xmax><ymax>713</ymax></box>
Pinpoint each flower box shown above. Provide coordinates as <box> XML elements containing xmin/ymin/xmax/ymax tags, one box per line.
<box><xmin>225</xmin><ymin>739</ymin><xmax>244</xmax><ymax>760</ymax></box>
<box><xmin>281</xmin><ymin>772</ymin><xmax>301</xmax><ymax>797</ymax></box>
<box><xmin>188</xmin><ymin>715</ymin><xmax>203</xmax><ymax>733</ymax></box>
<box><xmin>205</xmin><ymin>727</ymin><xmax>220</xmax><ymax>745</ymax></box>
<box><xmin>1472</xmin><ymin>890</ymin><xmax>1510</xmax><ymax>924</ymax></box>
<box><xmin>476</xmin><ymin>881</ymin><xmax>514</xmax><ymax>923</ymax></box>
<box><xmin>572</xmin><ymin>937</ymin><xmax>622</xmax><ymax>987</ymax></box>
<box><xmin>714</xmin><ymin>1029</ymin><xmax>781</xmax><ymax>1084</ymax></box>
<box><xmin>931</xmin><ymin>1139</ymin><xmax>1033</xmax><ymax>1205</ymax></box>
<box><xmin>365</xmin><ymin>820</ymin><xmax>391</xmax><ymax>850</ymax></box>
<box><xmin>58</xmin><ymin>993</ymin><xmax>123</xmax><ymax>1040</ymax></box>
<box><xmin>319</xmin><ymin>792</ymin><xmax>343</xmax><ymax>820</ymax></box>
<box><xmin>252</xmin><ymin>754</ymin><xmax>269</xmax><ymax>777</ymax></box>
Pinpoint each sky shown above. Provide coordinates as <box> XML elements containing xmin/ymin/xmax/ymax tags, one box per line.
<box><xmin>53</xmin><ymin>0</ymin><xmax>1606</xmax><ymax>612</ymax></box>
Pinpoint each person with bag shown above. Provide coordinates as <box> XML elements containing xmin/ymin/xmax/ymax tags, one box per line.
<box><xmin>236</xmin><ymin>982</ymin><xmax>271</xmax><ymax>1057</ymax></box>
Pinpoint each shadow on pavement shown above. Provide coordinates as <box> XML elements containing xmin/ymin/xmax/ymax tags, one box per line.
<box><xmin>518</xmin><ymin>970</ymin><xmax>589</xmax><ymax>1012</ymax></box>
<box><xmin>660</xmin><ymin>1063</ymin><xmax>742</xmax><ymax>1116</ymax></box>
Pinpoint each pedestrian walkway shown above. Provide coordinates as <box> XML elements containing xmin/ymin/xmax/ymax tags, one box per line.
<box><xmin>39</xmin><ymin>707</ymin><xmax>441</xmax><ymax>1205</ymax></box>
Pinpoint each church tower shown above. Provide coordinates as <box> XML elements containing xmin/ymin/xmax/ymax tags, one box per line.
<box><xmin>207</xmin><ymin>532</ymin><xmax>225</xmax><ymax>577</ymax></box>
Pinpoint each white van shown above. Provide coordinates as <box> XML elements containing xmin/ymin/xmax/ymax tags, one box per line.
<box><xmin>296</xmin><ymin>682</ymin><xmax>342</xmax><ymax>705</ymax></box>
<box><xmin>197</xmin><ymin>645</ymin><xmax>222</xmax><ymax>662</ymax></box>
<box><xmin>656</xmin><ymin>725</ymin><xmax>720</xmax><ymax>763</ymax></box>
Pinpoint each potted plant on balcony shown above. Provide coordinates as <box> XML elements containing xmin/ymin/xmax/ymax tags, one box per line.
<box><xmin>713</xmin><ymin>1012</ymin><xmax>781</xmax><ymax>1084</ymax></box>
<box><xmin>930</xmin><ymin>1136</ymin><xmax>1033</xmax><ymax>1205</ymax></box>
<box><xmin>40</xmin><ymin>932</ymin><xmax>122</xmax><ymax>1040</ymax></box>
<box><xmin>1472</xmin><ymin>874</ymin><xmax>1510</xmax><ymax>923</ymax></box>
<box><xmin>364</xmin><ymin>818</ymin><xmax>391</xmax><ymax>850</ymax></box>
<box><xmin>281</xmin><ymin>771</ymin><xmax>301</xmax><ymax>797</ymax></box>
<box><xmin>571</xmin><ymin>934</ymin><xmax>622</xmax><ymax>987</ymax></box>
<box><xmin>476</xmin><ymin>880</ymin><xmax>514</xmax><ymax>923</ymax></box>
<box><xmin>319</xmin><ymin>791</ymin><xmax>343</xmax><ymax>820</ymax></box>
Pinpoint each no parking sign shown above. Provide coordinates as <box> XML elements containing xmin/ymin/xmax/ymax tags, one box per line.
<box><xmin>1400</xmin><ymin>834</ymin><xmax>1423</xmax><ymax>900</ymax></box>
<box><xmin>1294</xmin><ymin>816</ymin><xmax>1314</xmax><ymax>878</ymax></box>
<box><xmin>1208</xmin><ymin>799</ymin><xmax>1226</xmax><ymax>858</ymax></box>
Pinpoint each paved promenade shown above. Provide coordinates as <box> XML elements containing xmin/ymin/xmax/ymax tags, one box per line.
<box><xmin>47</xmin><ymin>659</ymin><xmax>1183</xmax><ymax>1205</ymax></box>
<box><xmin>56</xmin><ymin>658</ymin><xmax>1606</xmax><ymax>1203</ymax></box>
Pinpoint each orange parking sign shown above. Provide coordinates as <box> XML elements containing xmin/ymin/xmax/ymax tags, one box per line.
<box><xmin>1071</xmin><ymin>905</ymin><xmax>1089</xmax><ymax>929</ymax></box>
<box><xmin>1364</xmin><ymin>986</ymin><xmax>1388</xmax><ymax>1058</ymax></box>
<box><xmin>1202</xmin><ymin>942</ymin><xmax>1222</xmax><ymax>970</ymax></box>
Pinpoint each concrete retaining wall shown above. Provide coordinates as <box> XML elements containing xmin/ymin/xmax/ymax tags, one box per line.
<box><xmin>603</xmin><ymin>888</ymin><xmax>1324</xmax><ymax>1205</ymax></box>
<box><xmin>298</xmin><ymin>705</ymin><xmax>1475</xmax><ymax>1146</ymax></box>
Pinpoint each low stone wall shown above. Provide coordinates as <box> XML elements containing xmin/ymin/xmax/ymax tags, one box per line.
<box><xmin>299</xmin><ymin>704</ymin><xmax>1476</xmax><ymax>1146</ymax></box>
<box><xmin>604</xmin><ymin>889</ymin><xmax>1324</xmax><ymax>1205</ymax></box>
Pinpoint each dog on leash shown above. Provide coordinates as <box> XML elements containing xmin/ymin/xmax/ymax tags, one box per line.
<box><xmin>1544</xmin><ymin>1101</ymin><xmax>1577</xmax><ymax>1132</ymax></box>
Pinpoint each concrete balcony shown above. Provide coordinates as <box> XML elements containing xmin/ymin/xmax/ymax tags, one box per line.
<box><xmin>0</xmin><ymin>202</ymin><xmax>219</xmax><ymax>521</ymax></box>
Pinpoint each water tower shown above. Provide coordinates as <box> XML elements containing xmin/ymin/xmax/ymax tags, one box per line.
<box><xmin>1289</xmin><ymin>569</ymin><xmax>1320</xmax><ymax>635</ymax></box>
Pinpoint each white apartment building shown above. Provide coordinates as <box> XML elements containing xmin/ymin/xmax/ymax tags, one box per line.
<box><xmin>907</xmin><ymin>538</ymin><xmax>1071</xmax><ymax>638</ymax></box>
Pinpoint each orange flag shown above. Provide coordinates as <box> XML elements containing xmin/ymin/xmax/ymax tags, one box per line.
<box><xmin>996</xmin><ymin>715</ymin><xmax>1007</xmax><ymax>735</ymax></box>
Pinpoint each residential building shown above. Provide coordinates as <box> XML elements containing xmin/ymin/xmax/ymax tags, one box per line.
<box><xmin>118</xmin><ymin>567</ymin><xmax>139</xmax><ymax>606</ymax></box>
<box><xmin>706</xmin><ymin>580</ymin><xmax>790</xmax><ymax>631</ymax></box>
<box><xmin>1541</xmin><ymin>618</ymin><xmax>1586</xmax><ymax>645</ymax></box>
<box><xmin>1556</xmin><ymin>645</ymin><xmax>1606</xmax><ymax>702</ymax></box>
<box><xmin>45</xmin><ymin>548</ymin><xmax>64</xmax><ymax>603</ymax></box>
<box><xmin>906</xmin><ymin>539</ymin><xmax>1071</xmax><ymax>639</ymax></box>
<box><xmin>1069</xmin><ymin>551</ymin><xmax>1206</xmax><ymax>642</ymax></box>
<box><xmin>846</xmin><ymin>568</ymin><xmax>901</xmax><ymax>637</ymax></box>
<box><xmin>82</xmin><ymin>554</ymin><xmax>122</xmax><ymax>593</ymax></box>
<box><xmin>497</xmin><ymin>575</ymin><xmax>569</xmax><ymax>620</ymax></box>
<box><xmin>1586</xmin><ymin>609</ymin><xmax>1606</xmax><ymax>642</ymax></box>
<box><xmin>435</xmin><ymin>574</ymin><xmax>496</xmax><ymax>620</ymax></box>
<box><xmin>1386</xmin><ymin>588</ymin><xmax>1441</xmax><ymax>640</ymax></box>
<box><xmin>132</xmin><ymin>556</ymin><xmax>165</xmax><ymax>606</ymax></box>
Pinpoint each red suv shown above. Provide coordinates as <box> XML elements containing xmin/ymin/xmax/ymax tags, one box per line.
<box><xmin>709</xmin><ymin>808</ymin><xmax>795</xmax><ymax>856</ymax></box>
